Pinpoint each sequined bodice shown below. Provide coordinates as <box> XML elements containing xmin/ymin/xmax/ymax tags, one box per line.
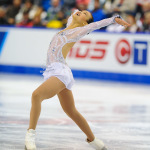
<box><xmin>46</xmin><ymin>10</ymin><xmax>119</xmax><ymax>67</ymax></box>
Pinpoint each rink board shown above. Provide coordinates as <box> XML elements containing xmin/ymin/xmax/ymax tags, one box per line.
<box><xmin>0</xmin><ymin>27</ymin><xmax>150</xmax><ymax>84</ymax></box>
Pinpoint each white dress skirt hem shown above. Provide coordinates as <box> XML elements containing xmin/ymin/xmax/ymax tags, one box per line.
<box><xmin>42</xmin><ymin>62</ymin><xmax>75</xmax><ymax>90</ymax></box>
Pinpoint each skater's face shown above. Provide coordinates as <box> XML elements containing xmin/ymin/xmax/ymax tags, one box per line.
<box><xmin>72</xmin><ymin>10</ymin><xmax>93</xmax><ymax>26</ymax></box>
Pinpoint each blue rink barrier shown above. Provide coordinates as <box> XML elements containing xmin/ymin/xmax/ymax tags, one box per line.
<box><xmin>0</xmin><ymin>64</ymin><xmax>150</xmax><ymax>85</ymax></box>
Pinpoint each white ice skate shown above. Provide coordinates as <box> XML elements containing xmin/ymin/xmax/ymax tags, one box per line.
<box><xmin>25</xmin><ymin>129</ymin><xmax>36</xmax><ymax>150</ymax></box>
<box><xmin>87</xmin><ymin>138</ymin><xmax>107</xmax><ymax>150</ymax></box>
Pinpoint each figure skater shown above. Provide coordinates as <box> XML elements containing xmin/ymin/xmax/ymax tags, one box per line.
<box><xmin>25</xmin><ymin>9</ymin><xmax>130</xmax><ymax>150</ymax></box>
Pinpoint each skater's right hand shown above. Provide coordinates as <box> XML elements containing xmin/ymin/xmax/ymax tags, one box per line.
<box><xmin>115</xmin><ymin>17</ymin><xmax>131</xmax><ymax>28</ymax></box>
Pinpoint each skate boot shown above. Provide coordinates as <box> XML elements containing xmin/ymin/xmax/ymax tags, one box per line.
<box><xmin>87</xmin><ymin>138</ymin><xmax>107</xmax><ymax>150</ymax></box>
<box><xmin>25</xmin><ymin>129</ymin><xmax>36</xmax><ymax>150</ymax></box>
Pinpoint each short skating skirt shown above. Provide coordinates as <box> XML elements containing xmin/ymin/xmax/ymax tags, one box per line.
<box><xmin>42</xmin><ymin>62</ymin><xmax>75</xmax><ymax>90</ymax></box>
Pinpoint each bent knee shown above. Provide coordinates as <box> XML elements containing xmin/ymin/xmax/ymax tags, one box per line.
<box><xmin>32</xmin><ymin>90</ymin><xmax>43</xmax><ymax>102</ymax></box>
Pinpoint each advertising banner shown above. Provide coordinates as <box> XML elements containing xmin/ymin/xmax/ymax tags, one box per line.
<box><xmin>0</xmin><ymin>27</ymin><xmax>150</xmax><ymax>83</ymax></box>
<box><xmin>67</xmin><ymin>32</ymin><xmax>150</xmax><ymax>75</ymax></box>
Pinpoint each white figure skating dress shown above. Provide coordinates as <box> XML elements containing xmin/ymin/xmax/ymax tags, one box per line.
<box><xmin>43</xmin><ymin>10</ymin><xmax>119</xmax><ymax>90</ymax></box>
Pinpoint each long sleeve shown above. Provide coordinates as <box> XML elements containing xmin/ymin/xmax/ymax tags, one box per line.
<box><xmin>66</xmin><ymin>16</ymin><xmax>119</xmax><ymax>43</ymax></box>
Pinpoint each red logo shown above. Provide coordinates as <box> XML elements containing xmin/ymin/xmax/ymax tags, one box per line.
<box><xmin>68</xmin><ymin>40</ymin><xmax>109</xmax><ymax>60</ymax></box>
<box><xmin>115</xmin><ymin>39</ymin><xmax>131</xmax><ymax>64</ymax></box>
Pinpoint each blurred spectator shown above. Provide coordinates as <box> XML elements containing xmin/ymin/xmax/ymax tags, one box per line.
<box><xmin>0</xmin><ymin>0</ymin><xmax>11</xmax><ymax>6</ymax></box>
<box><xmin>32</xmin><ymin>14</ymin><xmax>44</xmax><ymax>27</ymax></box>
<box><xmin>103</xmin><ymin>0</ymin><xmax>112</xmax><ymax>13</ymax></box>
<box><xmin>63</xmin><ymin>0</ymin><xmax>76</xmax><ymax>9</ymax></box>
<box><xmin>61</xmin><ymin>0</ymin><xmax>76</xmax><ymax>19</ymax></box>
<box><xmin>35</xmin><ymin>6</ymin><xmax>47</xmax><ymax>21</ymax></box>
<box><xmin>57</xmin><ymin>10</ymin><xmax>67</xmax><ymax>27</ymax></box>
<box><xmin>91</xmin><ymin>0</ymin><xmax>106</xmax><ymax>22</ymax></box>
<box><xmin>0</xmin><ymin>7</ymin><xmax>8</xmax><ymax>25</ymax></box>
<box><xmin>125</xmin><ymin>14</ymin><xmax>138</xmax><ymax>32</ymax></box>
<box><xmin>143</xmin><ymin>12</ymin><xmax>150</xmax><ymax>32</ymax></box>
<box><xmin>112</xmin><ymin>0</ymin><xmax>136</xmax><ymax>13</ymax></box>
<box><xmin>142</xmin><ymin>1</ymin><xmax>150</xmax><ymax>13</ymax></box>
<box><xmin>45</xmin><ymin>0</ymin><xmax>66</xmax><ymax>28</ymax></box>
<box><xmin>6</xmin><ymin>0</ymin><xmax>22</xmax><ymax>25</ymax></box>
<box><xmin>42</xmin><ymin>0</ymin><xmax>51</xmax><ymax>11</ymax></box>
<box><xmin>104</xmin><ymin>0</ymin><xmax>137</xmax><ymax>17</ymax></box>
<box><xmin>16</xmin><ymin>9</ymin><xmax>33</xmax><ymax>27</ymax></box>
<box><xmin>135</xmin><ymin>1</ymin><xmax>150</xmax><ymax>32</ymax></box>
<box><xmin>0</xmin><ymin>0</ymin><xmax>148</xmax><ymax>32</ymax></box>
<box><xmin>16</xmin><ymin>0</ymin><xmax>39</xmax><ymax>23</ymax></box>
<box><xmin>47</xmin><ymin>0</ymin><xmax>61</xmax><ymax>21</ymax></box>
<box><xmin>135</xmin><ymin>0</ymin><xmax>150</xmax><ymax>20</ymax></box>
<box><xmin>76</xmin><ymin>0</ymin><xmax>90</xmax><ymax>11</ymax></box>
<box><xmin>32</xmin><ymin>0</ymin><xmax>42</xmax><ymax>6</ymax></box>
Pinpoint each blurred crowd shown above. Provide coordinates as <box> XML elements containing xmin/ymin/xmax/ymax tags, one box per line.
<box><xmin>0</xmin><ymin>0</ymin><xmax>150</xmax><ymax>32</ymax></box>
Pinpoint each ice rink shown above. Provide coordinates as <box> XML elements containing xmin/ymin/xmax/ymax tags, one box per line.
<box><xmin>0</xmin><ymin>73</ymin><xmax>150</xmax><ymax>150</ymax></box>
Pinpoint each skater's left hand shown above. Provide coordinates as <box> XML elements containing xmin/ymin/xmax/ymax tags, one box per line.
<box><xmin>115</xmin><ymin>17</ymin><xmax>130</xmax><ymax>28</ymax></box>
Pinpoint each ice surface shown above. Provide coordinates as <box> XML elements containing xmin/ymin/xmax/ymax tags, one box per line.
<box><xmin>0</xmin><ymin>73</ymin><xmax>150</xmax><ymax>150</ymax></box>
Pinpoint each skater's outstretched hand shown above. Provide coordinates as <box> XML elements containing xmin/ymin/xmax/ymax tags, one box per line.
<box><xmin>115</xmin><ymin>17</ymin><xmax>130</xmax><ymax>28</ymax></box>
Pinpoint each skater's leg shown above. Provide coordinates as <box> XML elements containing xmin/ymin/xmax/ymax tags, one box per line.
<box><xmin>57</xmin><ymin>88</ymin><xmax>95</xmax><ymax>142</ymax></box>
<box><xmin>28</xmin><ymin>76</ymin><xmax>66</xmax><ymax>130</ymax></box>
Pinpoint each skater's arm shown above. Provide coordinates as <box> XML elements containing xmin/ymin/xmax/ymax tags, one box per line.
<box><xmin>83</xmin><ymin>15</ymin><xmax>130</xmax><ymax>33</ymax></box>
<box><xmin>83</xmin><ymin>16</ymin><xmax>121</xmax><ymax>33</ymax></box>
<box><xmin>66</xmin><ymin>16</ymin><xmax>130</xmax><ymax>43</ymax></box>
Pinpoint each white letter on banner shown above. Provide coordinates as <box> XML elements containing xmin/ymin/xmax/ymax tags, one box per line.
<box><xmin>135</xmin><ymin>44</ymin><xmax>146</xmax><ymax>62</ymax></box>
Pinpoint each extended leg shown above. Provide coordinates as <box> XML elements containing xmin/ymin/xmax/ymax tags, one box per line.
<box><xmin>25</xmin><ymin>76</ymin><xmax>66</xmax><ymax>150</ymax></box>
<box><xmin>28</xmin><ymin>76</ymin><xmax>66</xmax><ymax>130</ymax></box>
<box><xmin>57</xmin><ymin>88</ymin><xmax>95</xmax><ymax>141</ymax></box>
